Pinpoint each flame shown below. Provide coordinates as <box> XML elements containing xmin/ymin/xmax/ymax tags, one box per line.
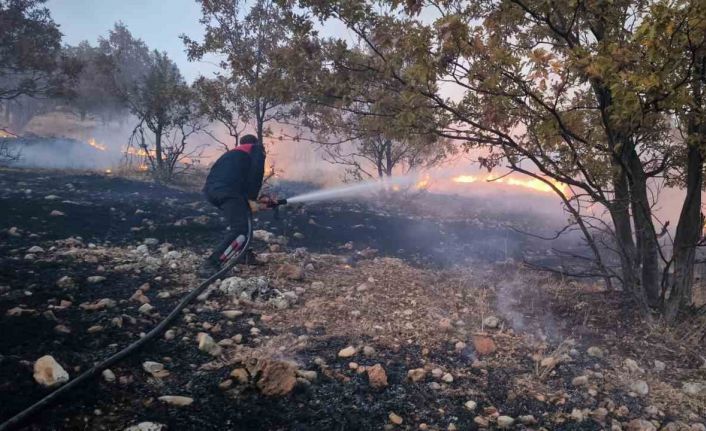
<box><xmin>137</xmin><ymin>164</ymin><xmax>149</xmax><ymax>172</ymax></box>
<box><xmin>87</xmin><ymin>138</ymin><xmax>107</xmax><ymax>151</ymax></box>
<box><xmin>123</xmin><ymin>147</ymin><xmax>152</xmax><ymax>157</ymax></box>
<box><xmin>452</xmin><ymin>174</ymin><xmax>567</xmax><ymax>194</ymax></box>
<box><xmin>415</xmin><ymin>173</ymin><xmax>431</xmax><ymax>190</ymax></box>
<box><xmin>0</xmin><ymin>129</ymin><xmax>17</xmax><ymax>139</ymax></box>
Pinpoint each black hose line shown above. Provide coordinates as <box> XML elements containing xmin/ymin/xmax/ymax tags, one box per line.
<box><xmin>0</xmin><ymin>214</ymin><xmax>253</xmax><ymax>431</ymax></box>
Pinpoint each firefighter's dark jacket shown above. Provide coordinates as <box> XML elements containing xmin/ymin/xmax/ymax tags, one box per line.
<box><xmin>203</xmin><ymin>144</ymin><xmax>265</xmax><ymax>205</ymax></box>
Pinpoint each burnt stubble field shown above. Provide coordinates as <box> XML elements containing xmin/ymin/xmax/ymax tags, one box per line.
<box><xmin>1</xmin><ymin>168</ymin><xmax>704</xmax><ymax>430</ymax></box>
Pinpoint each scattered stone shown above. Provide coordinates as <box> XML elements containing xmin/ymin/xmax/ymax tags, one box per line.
<box><xmin>389</xmin><ymin>412</ymin><xmax>403</xmax><ymax>425</ymax></box>
<box><xmin>124</xmin><ymin>422</ymin><xmax>165</xmax><ymax>431</ymax></box>
<box><xmin>33</xmin><ymin>355</ymin><xmax>69</xmax><ymax>387</ymax></box>
<box><xmin>497</xmin><ymin>416</ymin><xmax>514</xmax><ymax>429</ymax></box>
<box><xmin>257</xmin><ymin>359</ymin><xmax>297</xmax><ymax>396</ymax></box>
<box><xmin>293</xmin><ymin>232</ymin><xmax>305</xmax><ymax>239</ymax></box>
<box><xmin>138</xmin><ymin>303</ymin><xmax>154</xmax><ymax>314</ymax></box>
<box><xmin>296</xmin><ymin>370</ymin><xmax>317</xmax><ymax>382</ymax></box>
<box><xmin>587</xmin><ymin>346</ymin><xmax>604</xmax><ymax>358</ymax></box>
<box><xmin>363</xmin><ymin>345</ymin><xmax>376</xmax><ymax>357</ymax></box>
<box><xmin>464</xmin><ymin>400</ymin><xmax>477</xmax><ymax>411</ymax></box>
<box><xmin>56</xmin><ymin>276</ymin><xmax>75</xmax><ymax>288</ymax></box>
<box><xmin>338</xmin><ymin>346</ymin><xmax>357</xmax><ymax>358</ymax></box>
<box><xmin>572</xmin><ymin>375</ymin><xmax>589</xmax><ymax>387</ymax></box>
<box><xmin>654</xmin><ymin>360</ymin><xmax>666</xmax><ymax>372</ymax></box>
<box><xmin>158</xmin><ymin>395</ymin><xmax>193</xmax><ymax>407</ymax></box>
<box><xmin>130</xmin><ymin>290</ymin><xmax>150</xmax><ymax>304</ymax></box>
<box><xmin>87</xmin><ymin>325</ymin><xmax>104</xmax><ymax>333</ymax></box>
<box><xmin>49</xmin><ymin>210</ymin><xmax>65</xmax><ymax>217</ymax></box>
<box><xmin>519</xmin><ymin>415</ymin><xmax>537</xmax><ymax>425</ymax></box>
<box><xmin>682</xmin><ymin>381</ymin><xmax>706</xmax><ymax>396</ymax></box>
<box><xmin>164</xmin><ymin>329</ymin><xmax>176</xmax><ymax>340</ymax></box>
<box><xmin>441</xmin><ymin>373</ymin><xmax>454</xmax><ymax>383</ymax></box>
<box><xmin>407</xmin><ymin>368</ymin><xmax>427</xmax><ymax>382</ymax></box>
<box><xmin>54</xmin><ymin>324</ymin><xmax>71</xmax><ymax>334</ymax></box>
<box><xmin>472</xmin><ymin>335</ymin><xmax>497</xmax><ymax>356</ymax></box>
<box><xmin>86</xmin><ymin>276</ymin><xmax>106</xmax><ymax>284</ymax></box>
<box><xmin>624</xmin><ymin>358</ymin><xmax>643</xmax><ymax>373</ymax></box>
<box><xmin>627</xmin><ymin>419</ymin><xmax>657</xmax><ymax>431</ymax></box>
<box><xmin>438</xmin><ymin>318</ymin><xmax>453</xmax><ymax>331</ymax></box>
<box><xmin>482</xmin><ymin>316</ymin><xmax>500</xmax><ymax>329</ymax></box>
<box><xmin>80</xmin><ymin>298</ymin><xmax>116</xmax><ymax>311</ymax></box>
<box><xmin>142</xmin><ymin>361</ymin><xmax>169</xmax><ymax>378</ymax></box>
<box><xmin>367</xmin><ymin>364</ymin><xmax>388</xmax><ymax>389</ymax></box>
<box><xmin>197</xmin><ymin>333</ymin><xmax>222</xmax><ymax>356</ymax></box>
<box><xmin>102</xmin><ymin>369</ymin><xmax>116</xmax><ymax>383</ymax></box>
<box><xmin>144</xmin><ymin>238</ymin><xmax>159</xmax><ymax>246</ymax></box>
<box><xmin>474</xmin><ymin>416</ymin><xmax>489</xmax><ymax>428</ymax></box>
<box><xmin>27</xmin><ymin>246</ymin><xmax>44</xmax><ymax>253</ymax></box>
<box><xmin>231</xmin><ymin>368</ymin><xmax>249</xmax><ymax>384</ymax></box>
<box><xmin>630</xmin><ymin>379</ymin><xmax>649</xmax><ymax>396</ymax></box>
<box><xmin>222</xmin><ymin>310</ymin><xmax>243</xmax><ymax>319</ymax></box>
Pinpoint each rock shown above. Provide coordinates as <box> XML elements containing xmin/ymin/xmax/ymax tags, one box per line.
<box><xmin>136</xmin><ymin>244</ymin><xmax>149</xmax><ymax>254</ymax></box>
<box><xmin>293</xmin><ymin>232</ymin><xmax>305</xmax><ymax>239</ymax></box>
<box><xmin>164</xmin><ymin>329</ymin><xmax>176</xmax><ymax>340</ymax></box>
<box><xmin>570</xmin><ymin>408</ymin><xmax>585</xmax><ymax>421</ymax></box>
<box><xmin>630</xmin><ymin>379</ymin><xmax>649</xmax><ymax>396</ymax></box>
<box><xmin>654</xmin><ymin>360</ymin><xmax>666</xmax><ymax>372</ymax></box>
<box><xmin>102</xmin><ymin>369</ymin><xmax>116</xmax><ymax>383</ymax></box>
<box><xmin>438</xmin><ymin>318</ymin><xmax>453</xmax><ymax>331</ymax></box>
<box><xmin>442</xmin><ymin>373</ymin><xmax>454</xmax><ymax>383</ymax></box>
<box><xmin>56</xmin><ymin>276</ymin><xmax>75</xmax><ymax>288</ymax></box>
<box><xmin>27</xmin><ymin>246</ymin><xmax>44</xmax><ymax>253</ymax></box>
<box><xmin>124</xmin><ymin>422</ymin><xmax>165</xmax><ymax>431</ymax></box>
<box><xmin>87</xmin><ymin>325</ymin><xmax>104</xmax><ymax>333</ymax></box>
<box><xmin>311</xmin><ymin>281</ymin><xmax>324</xmax><ymax>290</ymax></box>
<box><xmin>367</xmin><ymin>364</ymin><xmax>388</xmax><ymax>389</ymax></box>
<box><xmin>253</xmin><ymin>230</ymin><xmax>276</xmax><ymax>243</ymax></box>
<box><xmin>197</xmin><ymin>333</ymin><xmax>222</xmax><ymax>356</ymax></box>
<box><xmin>86</xmin><ymin>276</ymin><xmax>106</xmax><ymax>284</ymax></box>
<box><xmin>257</xmin><ymin>359</ymin><xmax>297</xmax><ymax>396</ymax></box>
<box><xmin>54</xmin><ymin>324</ymin><xmax>71</xmax><ymax>334</ymax></box>
<box><xmin>231</xmin><ymin>368</ymin><xmax>249</xmax><ymax>384</ymax></box>
<box><xmin>454</xmin><ymin>341</ymin><xmax>467</xmax><ymax>351</ymax></box>
<box><xmin>44</xmin><ymin>194</ymin><xmax>60</xmax><ymax>200</ymax></box>
<box><xmin>474</xmin><ymin>416</ymin><xmax>489</xmax><ymax>428</ymax></box>
<box><xmin>519</xmin><ymin>415</ymin><xmax>537</xmax><ymax>425</ymax></box>
<box><xmin>130</xmin><ymin>290</ymin><xmax>150</xmax><ymax>304</ymax></box>
<box><xmin>33</xmin><ymin>355</ymin><xmax>69</xmax><ymax>387</ymax></box>
<box><xmin>138</xmin><ymin>303</ymin><xmax>154</xmax><ymax>314</ymax></box>
<box><xmin>143</xmin><ymin>361</ymin><xmax>169</xmax><ymax>378</ymax></box>
<box><xmin>219</xmin><ymin>276</ymin><xmax>269</xmax><ymax>300</ymax></box>
<box><xmin>572</xmin><ymin>375</ymin><xmax>589</xmax><ymax>387</ymax></box>
<box><xmin>407</xmin><ymin>368</ymin><xmax>427</xmax><ymax>382</ymax></box>
<box><xmin>296</xmin><ymin>370</ymin><xmax>317</xmax><ymax>382</ymax></box>
<box><xmin>626</xmin><ymin>419</ymin><xmax>657</xmax><ymax>431</ymax></box>
<box><xmin>80</xmin><ymin>298</ymin><xmax>116</xmax><ymax>311</ymax></box>
<box><xmin>431</xmin><ymin>368</ymin><xmax>444</xmax><ymax>379</ymax></box>
<box><xmin>363</xmin><ymin>345</ymin><xmax>376</xmax><ymax>357</ymax></box>
<box><xmin>222</xmin><ymin>309</ymin><xmax>243</xmax><ymax>319</ymax></box>
<box><xmin>158</xmin><ymin>395</ymin><xmax>194</xmax><ymax>406</ymax></box>
<box><xmin>682</xmin><ymin>381</ymin><xmax>706</xmax><ymax>396</ymax></box>
<box><xmin>587</xmin><ymin>346</ymin><xmax>604</xmax><ymax>358</ymax></box>
<box><xmin>338</xmin><ymin>346</ymin><xmax>357</xmax><ymax>358</ymax></box>
<box><xmin>497</xmin><ymin>416</ymin><xmax>515</xmax><ymax>429</ymax></box>
<box><xmin>389</xmin><ymin>412</ymin><xmax>403</xmax><ymax>425</ymax></box>
<box><xmin>483</xmin><ymin>316</ymin><xmax>500</xmax><ymax>329</ymax></box>
<box><xmin>49</xmin><ymin>210</ymin><xmax>65</xmax><ymax>217</ymax></box>
<box><xmin>144</xmin><ymin>238</ymin><xmax>159</xmax><ymax>246</ymax></box>
<box><xmin>464</xmin><ymin>400</ymin><xmax>477</xmax><ymax>411</ymax></box>
<box><xmin>472</xmin><ymin>335</ymin><xmax>497</xmax><ymax>355</ymax></box>
<box><xmin>624</xmin><ymin>358</ymin><xmax>643</xmax><ymax>373</ymax></box>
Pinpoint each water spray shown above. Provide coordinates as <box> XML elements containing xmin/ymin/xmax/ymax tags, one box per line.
<box><xmin>280</xmin><ymin>174</ymin><xmax>422</xmax><ymax>205</ymax></box>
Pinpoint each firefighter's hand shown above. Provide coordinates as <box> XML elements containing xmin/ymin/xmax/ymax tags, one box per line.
<box><xmin>258</xmin><ymin>195</ymin><xmax>275</xmax><ymax>207</ymax></box>
<box><xmin>248</xmin><ymin>200</ymin><xmax>260</xmax><ymax>213</ymax></box>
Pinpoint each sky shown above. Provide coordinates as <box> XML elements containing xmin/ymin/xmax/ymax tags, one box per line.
<box><xmin>46</xmin><ymin>0</ymin><xmax>220</xmax><ymax>82</ymax></box>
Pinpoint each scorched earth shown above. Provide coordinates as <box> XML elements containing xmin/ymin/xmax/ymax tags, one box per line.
<box><xmin>0</xmin><ymin>168</ymin><xmax>704</xmax><ymax>430</ymax></box>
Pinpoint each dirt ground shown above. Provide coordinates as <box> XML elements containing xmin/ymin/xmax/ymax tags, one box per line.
<box><xmin>0</xmin><ymin>168</ymin><xmax>704</xmax><ymax>431</ymax></box>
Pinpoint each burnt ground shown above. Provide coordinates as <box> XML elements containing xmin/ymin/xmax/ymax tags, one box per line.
<box><xmin>0</xmin><ymin>168</ymin><xmax>704</xmax><ymax>431</ymax></box>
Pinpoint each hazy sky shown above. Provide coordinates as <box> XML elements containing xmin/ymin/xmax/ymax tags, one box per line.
<box><xmin>46</xmin><ymin>0</ymin><xmax>220</xmax><ymax>82</ymax></box>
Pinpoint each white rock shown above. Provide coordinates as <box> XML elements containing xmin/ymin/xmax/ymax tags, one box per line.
<box><xmin>497</xmin><ymin>416</ymin><xmax>514</xmax><ymax>429</ymax></box>
<box><xmin>124</xmin><ymin>422</ymin><xmax>165</xmax><ymax>431</ymax></box>
<box><xmin>144</xmin><ymin>238</ymin><xmax>160</xmax><ymax>246</ymax></box>
<box><xmin>138</xmin><ymin>303</ymin><xmax>154</xmax><ymax>314</ymax></box>
<box><xmin>682</xmin><ymin>382</ymin><xmax>706</xmax><ymax>396</ymax></box>
<box><xmin>630</xmin><ymin>379</ymin><xmax>649</xmax><ymax>396</ymax></box>
<box><xmin>222</xmin><ymin>310</ymin><xmax>243</xmax><ymax>319</ymax></box>
<box><xmin>102</xmin><ymin>369</ymin><xmax>116</xmax><ymax>382</ymax></box>
<box><xmin>27</xmin><ymin>246</ymin><xmax>44</xmax><ymax>253</ymax></box>
<box><xmin>338</xmin><ymin>346</ymin><xmax>357</xmax><ymax>358</ymax></box>
<box><xmin>197</xmin><ymin>332</ymin><xmax>222</xmax><ymax>356</ymax></box>
<box><xmin>587</xmin><ymin>346</ymin><xmax>604</xmax><ymax>358</ymax></box>
<box><xmin>33</xmin><ymin>355</ymin><xmax>69</xmax><ymax>387</ymax></box>
<box><xmin>158</xmin><ymin>395</ymin><xmax>193</xmax><ymax>406</ymax></box>
<box><xmin>482</xmin><ymin>316</ymin><xmax>500</xmax><ymax>329</ymax></box>
<box><xmin>654</xmin><ymin>360</ymin><xmax>666</xmax><ymax>372</ymax></box>
<box><xmin>86</xmin><ymin>276</ymin><xmax>106</xmax><ymax>284</ymax></box>
<box><xmin>142</xmin><ymin>361</ymin><xmax>165</xmax><ymax>374</ymax></box>
<box><xmin>442</xmin><ymin>373</ymin><xmax>454</xmax><ymax>383</ymax></box>
<box><xmin>464</xmin><ymin>400</ymin><xmax>477</xmax><ymax>411</ymax></box>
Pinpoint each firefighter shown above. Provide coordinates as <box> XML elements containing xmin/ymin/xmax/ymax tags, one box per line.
<box><xmin>199</xmin><ymin>134</ymin><xmax>266</xmax><ymax>276</ymax></box>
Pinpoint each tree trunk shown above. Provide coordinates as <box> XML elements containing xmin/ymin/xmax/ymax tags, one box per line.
<box><xmin>609</xmin><ymin>164</ymin><xmax>640</xmax><ymax>299</ymax></box>
<box><xmin>384</xmin><ymin>140</ymin><xmax>393</xmax><ymax>177</ymax></box>
<box><xmin>665</xmin><ymin>55</ymin><xmax>705</xmax><ymax>321</ymax></box>
<box><xmin>627</xmin><ymin>147</ymin><xmax>661</xmax><ymax>307</ymax></box>
<box><xmin>155</xmin><ymin>124</ymin><xmax>164</xmax><ymax>177</ymax></box>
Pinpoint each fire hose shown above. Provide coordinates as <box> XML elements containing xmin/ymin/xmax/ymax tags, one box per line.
<box><xmin>0</xmin><ymin>197</ymin><xmax>288</xmax><ymax>431</ymax></box>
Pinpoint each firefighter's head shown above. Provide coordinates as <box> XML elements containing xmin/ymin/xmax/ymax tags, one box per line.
<box><xmin>239</xmin><ymin>134</ymin><xmax>258</xmax><ymax>146</ymax></box>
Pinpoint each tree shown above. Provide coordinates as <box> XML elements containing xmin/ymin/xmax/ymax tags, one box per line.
<box><xmin>0</xmin><ymin>0</ymin><xmax>63</xmax><ymax>100</ymax></box>
<box><xmin>126</xmin><ymin>51</ymin><xmax>204</xmax><ymax>181</ymax></box>
<box><xmin>292</xmin><ymin>0</ymin><xmax>706</xmax><ymax>321</ymax></box>
<box><xmin>183</xmin><ymin>0</ymin><xmax>317</xmax><ymax>146</ymax></box>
